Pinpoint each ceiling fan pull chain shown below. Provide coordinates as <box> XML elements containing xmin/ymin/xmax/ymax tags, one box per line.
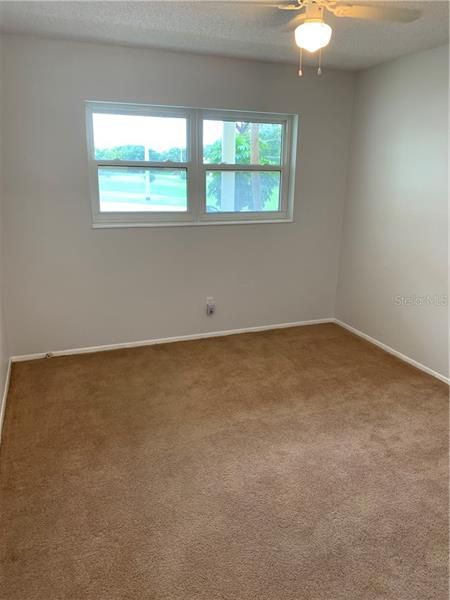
<box><xmin>317</xmin><ymin>48</ymin><xmax>323</xmax><ymax>76</ymax></box>
<box><xmin>298</xmin><ymin>47</ymin><xmax>303</xmax><ymax>77</ymax></box>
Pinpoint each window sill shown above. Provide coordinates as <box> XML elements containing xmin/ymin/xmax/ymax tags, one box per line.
<box><xmin>92</xmin><ymin>217</ymin><xmax>294</xmax><ymax>229</ymax></box>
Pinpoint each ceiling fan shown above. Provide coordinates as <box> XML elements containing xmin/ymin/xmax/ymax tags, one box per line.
<box><xmin>238</xmin><ymin>0</ymin><xmax>422</xmax><ymax>75</ymax></box>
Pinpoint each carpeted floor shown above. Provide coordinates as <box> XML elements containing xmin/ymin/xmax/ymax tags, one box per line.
<box><xmin>0</xmin><ymin>323</ymin><xmax>448</xmax><ymax>599</ymax></box>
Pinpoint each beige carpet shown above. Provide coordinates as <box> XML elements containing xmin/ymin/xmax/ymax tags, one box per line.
<box><xmin>0</xmin><ymin>323</ymin><xmax>448</xmax><ymax>599</ymax></box>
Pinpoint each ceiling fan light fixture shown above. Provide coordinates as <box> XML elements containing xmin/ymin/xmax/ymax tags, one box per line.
<box><xmin>294</xmin><ymin>19</ymin><xmax>332</xmax><ymax>53</ymax></box>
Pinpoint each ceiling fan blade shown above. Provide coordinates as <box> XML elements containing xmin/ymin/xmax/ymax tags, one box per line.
<box><xmin>285</xmin><ymin>12</ymin><xmax>308</xmax><ymax>30</ymax></box>
<box><xmin>331</xmin><ymin>4</ymin><xmax>421</xmax><ymax>23</ymax></box>
<box><xmin>225</xmin><ymin>0</ymin><xmax>303</xmax><ymax>8</ymax></box>
<box><xmin>277</xmin><ymin>3</ymin><xmax>305</xmax><ymax>10</ymax></box>
<box><xmin>222</xmin><ymin>1</ymin><xmax>284</xmax><ymax>5</ymax></box>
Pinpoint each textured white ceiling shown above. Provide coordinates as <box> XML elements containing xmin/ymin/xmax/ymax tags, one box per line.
<box><xmin>0</xmin><ymin>0</ymin><xmax>448</xmax><ymax>70</ymax></box>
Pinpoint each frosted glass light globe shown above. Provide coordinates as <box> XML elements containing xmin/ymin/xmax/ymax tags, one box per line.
<box><xmin>295</xmin><ymin>20</ymin><xmax>332</xmax><ymax>53</ymax></box>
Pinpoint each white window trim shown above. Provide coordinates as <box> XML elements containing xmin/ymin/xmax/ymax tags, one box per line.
<box><xmin>85</xmin><ymin>101</ymin><xmax>298</xmax><ymax>228</ymax></box>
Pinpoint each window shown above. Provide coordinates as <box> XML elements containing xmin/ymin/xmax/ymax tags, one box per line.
<box><xmin>86</xmin><ymin>102</ymin><xmax>297</xmax><ymax>227</ymax></box>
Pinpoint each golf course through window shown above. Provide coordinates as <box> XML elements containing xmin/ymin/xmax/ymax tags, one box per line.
<box><xmin>86</xmin><ymin>102</ymin><xmax>297</xmax><ymax>227</ymax></box>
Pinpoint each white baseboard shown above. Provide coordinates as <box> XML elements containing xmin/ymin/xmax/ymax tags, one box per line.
<box><xmin>0</xmin><ymin>359</ymin><xmax>12</xmax><ymax>443</ymax></box>
<box><xmin>2</xmin><ymin>317</ymin><xmax>446</xmax><ymax>443</ymax></box>
<box><xmin>11</xmin><ymin>319</ymin><xmax>448</xmax><ymax>386</ymax></box>
<box><xmin>333</xmin><ymin>319</ymin><xmax>449</xmax><ymax>385</ymax></box>
<box><xmin>10</xmin><ymin>318</ymin><xmax>334</xmax><ymax>363</ymax></box>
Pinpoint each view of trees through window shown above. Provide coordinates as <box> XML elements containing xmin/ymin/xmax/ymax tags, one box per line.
<box><xmin>93</xmin><ymin>114</ymin><xmax>283</xmax><ymax>213</ymax></box>
<box><xmin>93</xmin><ymin>113</ymin><xmax>187</xmax><ymax>212</ymax></box>
<box><xmin>203</xmin><ymin>120</ymin><xmax>282</xmax><ymax>213</ymax></box>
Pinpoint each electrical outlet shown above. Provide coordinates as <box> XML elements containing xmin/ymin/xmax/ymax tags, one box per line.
<box><xmin>206</xmin><ymin>297</ymin><xmax>215</xmax><ymax>316</ymax></box>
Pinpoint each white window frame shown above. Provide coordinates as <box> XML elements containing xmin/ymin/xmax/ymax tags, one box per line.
<box><xmin>85</xmin><ymin>101</ymin><xmax>298</xmax><ymax>228</ymax></box>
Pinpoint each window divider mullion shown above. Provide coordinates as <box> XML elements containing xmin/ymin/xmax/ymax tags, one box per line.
<box><xmin>204</xmin><ymin>164</ymin><xmax>281</xmax><ymax>172</ymax></box>
<box><xmin>95</xmin><ymin>161</ymin><xmax>187</xmax><ymax>169</ymax></box>
<box><xmin>188</xmin><ymin>109</ymin><xmax>203</xmax><ymax>220</ymax></box>
<box><xmin>198</xmin><ymin>110</ymin><xmax>206</xmax><ymax>218</ymax></box>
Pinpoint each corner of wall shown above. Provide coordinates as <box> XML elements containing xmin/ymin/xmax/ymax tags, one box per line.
<box><xmin>0</xmin><ymin>32</ymin><xmax>12</xmax><ymax>440</ymax></box>
<box><xmin>332</xmin><ymin>67</ymin><xmax>358</xmax><ymax>320</ymax></box>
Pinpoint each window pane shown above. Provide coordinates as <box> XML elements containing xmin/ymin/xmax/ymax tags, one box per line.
<box><xmin>205</xmin><ymin>171</ymin><xmax>281</xmax><ymax>213</ymax></box>
<box><xmin>98</xmin><ymin>167</ymin><xmax>187</xmax><ymax>212</ymax></box>
<box><xmin>93</xmin><ymin>113</ymin><xmax>187</xmax><ymax>162</ymax></box>
<box><xmin>203</xmin><ymin>120</ymin><xmax>282</xmax><ymax>165</ymax></box>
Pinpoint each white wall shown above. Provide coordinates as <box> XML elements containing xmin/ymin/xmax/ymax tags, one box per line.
<box><xmin>0</xmin><ymin>196</ymin><xmax>9</xmax><ymax>428</ymax></box>
<box><xmin>1</xmin><ymin>35</ymin><xmax>354</xmax><ymax>356</ymax></box>
<box><xmin>336</xmin><ymin>44</ymin><xmax>449</xmax><ymax>378</ymax></box>
<box><xmin>0</xmin><ymin>35</ymin><xmax>11</xmax><ymax>428</ymax></box>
